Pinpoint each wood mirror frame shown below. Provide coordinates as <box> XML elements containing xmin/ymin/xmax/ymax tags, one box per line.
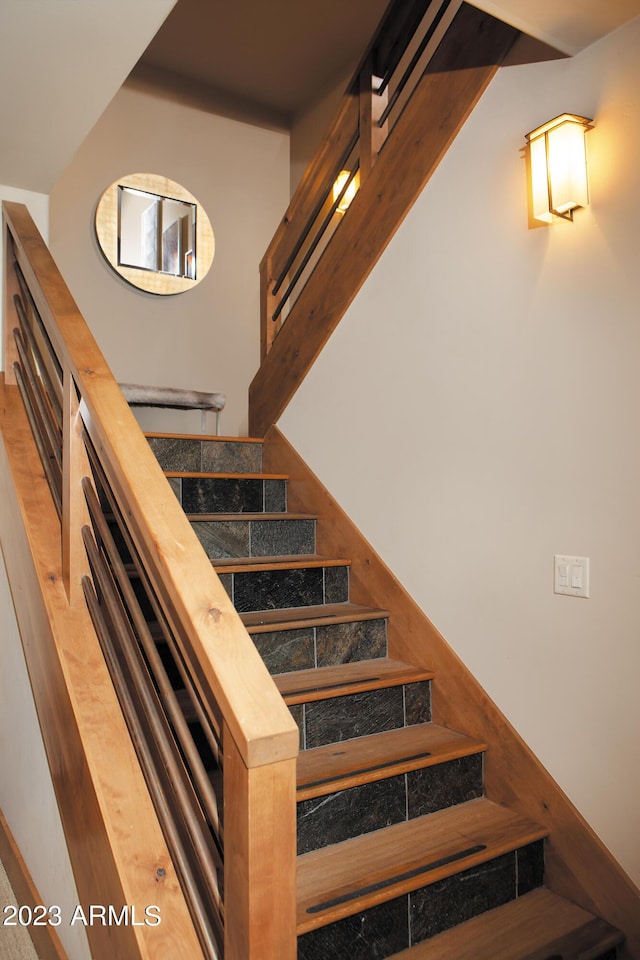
<box><xmin>95</xmin><ymin>172</ymin><xmax>215</xmax><ymax>295</ymax></box>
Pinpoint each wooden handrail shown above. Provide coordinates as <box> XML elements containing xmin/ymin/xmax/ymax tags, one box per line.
<box><xmin>250</xmin><ymin>1</ymin><xmax>519</xmax><ymax>435</ymax></box>
<box><xmin>4</xmin><ymin>199</ymin><xmax>298</xmax><ymax>766</ymax></box>
<box><xmin>2</xmin><ymin>200</ymin><xmax>298</xmax><ymax>959</ymax></box>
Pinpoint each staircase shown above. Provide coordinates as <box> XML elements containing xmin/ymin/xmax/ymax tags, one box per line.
<box><xmin>144</xmin><ymin>429</ymin><xmax>624</xmax><ymax>959</ymax></box>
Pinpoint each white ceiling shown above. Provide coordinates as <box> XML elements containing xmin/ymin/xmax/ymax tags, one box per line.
<box><xmin>2</xmin><ymin>0</ymin><xmax>639</xmax><ymax>196</ymax></box>
<box><xmin>474</xmin><ymin>0</ymin><xmax>640</xmax><ymax>54</ymax></box>
<box><xmin>134</xmin><ymin>0</ymin><xmax>390</xmax><ymax>125</ymax></box>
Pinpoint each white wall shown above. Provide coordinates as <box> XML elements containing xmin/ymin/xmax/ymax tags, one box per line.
<box><xmin>280</xmin><ymin>18</ymin><xmax>640</xmax><ymax>886</ymax></box>
<box><xmin>0</xmin><ymin>185</ymin><xmax>49</xmax><ymax>367</ymax></box>
<box><xmin>0</xmin><ymin>185</ymin><xmax>88</xmax><ymax>959</ymax></box>
<box><xmin>0</xmin><ymin>554</ymin><xmax>91</xmax><ymax>960</ymax></box>
<box><xmin>0</xmin><ymin>0</ymin><xmax>176</xmax><ymax>193</ymax></box>
<box><xmin>49</xmin><ymin>84</ymin><xmax>290</xmax><ymax>437</ymax></box>
<box><xmin>289</xmin><ymin>72</ymin><xmax>349</xmax><ymax>195</ymax></box>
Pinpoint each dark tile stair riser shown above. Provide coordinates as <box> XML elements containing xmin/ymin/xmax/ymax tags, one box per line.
<box><xmin>298</xmin><ymin>897</ymin><xmax>409</xmax><ymax>960</ymax></box>
<box><xmin>517</xmin><ymin>834</ymin><xmax>545</xmax><ymax>895</ymax></box>
<box><xmin>147</xmin><ymin>436</ymin><xmax>263</xmax><ymax>474</ymax></box>
<box><xmin>297</xmin><ymin>754</ymin><xmax>483</xmax><ymax>854</ymax></box>
<box><xmin>192</xmin><ymin>518</ymin><xmax>316</xmax><ymax>559</ymax></box>
<box><xmin>223</xmin><ymin>565</ymin><xmax>349</xmax><ymax>613</ymax></box>
<box><xmin>316</xmin><ymin>618</ymin><xmax>387</xmax><ymax>667</ymax></box>
<box><xmin>296</xmin><ymin>681</ymin><xmax>432</xmax><ymax>749</ymax></box>
<box><xmin>254</xmin><ymin>618</ymin><xmax>388</xmax><ymax>675</ymax></box>
<box><xmin>170</xmin><ymin>476</ymin><xmax>286</xmax><ymax>514</ymax></box>
<box><xmin>255</xmin><ymin>627</ymin><xmax>316</xmax><ymax>675</ymax></box>
<box><xmin>297</xmin><ymin>843</ymin><xmax>544</xmax><ymax>960</ymax></box>
<box><xmin>410</xmin><ymin>843</ymin><xmax>544</xmax><ymax>942</ymax></box>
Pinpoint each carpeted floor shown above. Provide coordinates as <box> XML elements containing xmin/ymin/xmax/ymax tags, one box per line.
<box><xmin>0</xmin><ymin>857</ymin><xmax>39</xmax><ymax>960</ymax></box>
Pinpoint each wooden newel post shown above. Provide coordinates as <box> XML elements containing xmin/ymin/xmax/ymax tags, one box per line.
<box><xmin>223</xmin><ymin>724</ymin><xmax>297</xmax><ymax>960</ymax></box>
<box><xmin>62</xmin><ymin>369</ymin><xmax>93</xmax><ymax>605</ymax></box>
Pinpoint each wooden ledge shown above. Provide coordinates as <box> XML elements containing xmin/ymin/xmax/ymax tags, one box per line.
<box><xmin>276</xmin><ymin>657</ymin><xmax>434</xmax><ymax>705</ymax></box>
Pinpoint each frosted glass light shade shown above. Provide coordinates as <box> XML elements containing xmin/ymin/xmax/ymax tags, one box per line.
<box><xmin>526</xmin><ymin>114</ymin><xmax>591</xmax><ymax>223</ymax></box>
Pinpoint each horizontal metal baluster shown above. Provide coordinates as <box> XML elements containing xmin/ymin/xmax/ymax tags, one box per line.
<box><xmin>81</xmin><ymin>435</ymin><xmax>223</xmax><ymax>767</ymax></box>
<box><xmin>82</xmin><ymin>477</ymin><xmax>223</xmax><ymax>842</ymax></box>
<box><xmin>82</xmin><ymin>528</ymin><xmax>224</xmax><ymax>879</ymax></box>
<box><xmin>13</xmin><ymin>327</ymin><xmax>62</xmax><ymax>470</ymax></box>
<box><xmin>13</xmin><ymin>293</ymin><xmax>63</xmax><ymax>431</ymax></box>
<box><xmin>373</xmin><ymin>0</ymin><xmax>442</xmax><ymax>96</ymax></box>
<box><xmin>378</xmin><ymin>0</ymin><xmax>453</xmax><ymax>128</ymax></box>
<box><xmin>14</xmin><ymin>261</ymin><xmax>63</xmax><ymax>389</ymax></box>
<box><xmin>272</xmin><ymin>130</ymin><xmax>359</xmax><ymax>300</ymax></box>
<box><xmin>12</xmin><ymin>362</ymin><xmax>62</xmax><ymax>516</ymax></box>
<box><xmin>272</xmin><ymin>161</ymin><xmax>360</xmax><ymax>323</ymax></box>
<box><xmin>81</xmin><ymin>538</ymin><xmax>223</xmax><ymax>960</ymax></box>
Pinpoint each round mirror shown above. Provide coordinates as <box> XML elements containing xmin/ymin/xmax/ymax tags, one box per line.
<box><xmin>95</xmin><ymin>173</ymin><xmax>215</xmax><ymax>294</ymax></box>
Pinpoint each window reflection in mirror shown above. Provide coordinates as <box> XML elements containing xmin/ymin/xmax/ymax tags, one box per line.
<box><xmin>95</xmin><ymin>173</ymin><xmax>214</xmax><ymax>295</ymax></box>
<box><xmin>118</xmin><ymin>187</ymin><xmax>196</xmax><ymax>279</ymax></box>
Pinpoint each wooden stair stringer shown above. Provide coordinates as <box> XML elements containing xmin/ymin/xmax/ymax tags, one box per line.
<box><xmin>262</xmin><ymin>424</ymin><xmax>640</xmax><ymax>958</ymax></box>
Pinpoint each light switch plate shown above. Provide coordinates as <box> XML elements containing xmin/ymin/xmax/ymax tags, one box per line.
<box><xmin>554</xmin><ymin>555</ymin><xmax>590</xmax><ymax>598</ymax></box>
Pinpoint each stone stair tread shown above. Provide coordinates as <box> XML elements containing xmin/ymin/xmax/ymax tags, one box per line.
<box><xmin>164</xmin><ymin>470</ymin><xmax>287</xmax><ymax>479</ymax></box>
<box><xmin>275</xmin><ymin>657</ymin><xmax>435</xmax><ymax>705</ymax></box>
<box><xmin>296</xmin><ymin>797</ymin><xmax>548</xmax><ymax>934</ymax></box>
<box><xmin>241</xmin><ymin>601</ymin><xmax>390</xmax><ymax>634</ymax></box>
<box><xmin>387</xmin><ymin>886</ymin><xmax>624</xmax><ymax>960</ymax></box>
<box><xmin>212</xmin><ymin>554</ymin><xmax>350</xmax><ymax>574</ymax></box>
<box><xmin>296</xmin><ymin>722</ymin><xmax>487</xmax><ymax>801</ymax></box>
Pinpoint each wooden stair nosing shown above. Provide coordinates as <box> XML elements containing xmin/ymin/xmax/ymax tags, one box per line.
<box><xmin>150</xmin><ymin>602</ymin><xmax>389</xmax><ymax>640</ymax></box>
<box><xmin>276</xmin><ymin>657</ymin><xmax>435</xmax><ymax>705</ymax></box>
<box><xmin>187</xmin><ymin>511</ymin><xmax>317</xmax><ymax>522</ymax></box>
<box><xmin>296</xmin><ymin>722</ymin><xmax>487</xmax><ymax>801</ymax></box>
<box><xmin>146</xmin><ymin>432</ymin><xmax>264</xmax><ymax>444</ymax></box>
<box><xmin>241</xmin><ymin>601</ymin><xmax>390</xmax><ymax>634</ymax></box>
<box><xmin>164</xmin><ymin>470</ymin><xmax>287</xmax><ymax>480</ymax></box>
<box><xmin>212</xmin><ymin>554</ymin><xmax>350</xmax><ymax>574</ymax></box>
<box><xmin>296</xmin><ymin>797</ymin><xmax>548</xmax><ymax>934</ymax></box>
<box><xmin>387</xmin><ymin>886</ymin><xmax>624</xmax><ymax>960</ymax></box>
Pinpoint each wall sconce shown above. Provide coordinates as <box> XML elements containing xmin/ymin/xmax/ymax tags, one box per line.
<box><xmin>525</xmin><ymin>114</ymin><xmax>592</xmax><ymax>223</ymax></box>
<box><xmin>333</xmin><ymin>169</ymin><xmax>359</xmax><ymax>213</ymax></box>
